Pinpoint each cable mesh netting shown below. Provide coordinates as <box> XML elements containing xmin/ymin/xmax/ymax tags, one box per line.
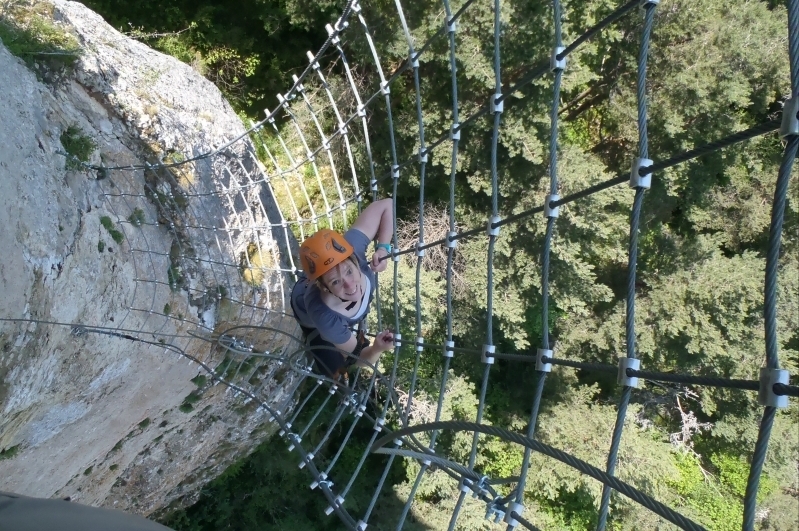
<box><xmin>2</xmin><ymin>0</ymin><xmax>798</xmax><ymax>529</ymax></box>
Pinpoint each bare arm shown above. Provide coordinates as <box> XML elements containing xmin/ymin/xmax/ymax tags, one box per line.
<box><xmin>352</xmin><ymin>198</ymin><xmax>393</xmax><ymax>245</ymax></box>
<box><xmin>334</xmin><ymin>329</ymin><xmax>394</xmax><ymax>369</ymax></box>
<box><xmin>333</xmin><ymin>335</ymin><xmax>358</xmax><ymax>356</ymax></box>
<box><xmin>354</xmin><ymin>330</ymin><xmax>394</xmax><ymax>369</ymax></box>
<box><xmin>352</xmin><ymin>198</ymin><xmax>394</xmax><ymax>272</ymax></box>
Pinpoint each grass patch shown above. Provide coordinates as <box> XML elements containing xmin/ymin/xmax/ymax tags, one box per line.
<box><xmin>111</xmin><ymin>439</ymin><xmax>124</xmax><ymax>452</ymax></box>
<box><xmin>190</xmin><ymin>374</ymin><xmax>207</xmax><ymax>387</ymax></box>
<box><xmin>83</xmin><ymin>466</ymin><xmax>93</xmax><ymax>476</ymax></box>
<box><xmin>99</xmin><ymin>216</ymin><xmax>124</xmax><ymax>244</ymax></box>
<box><xmin>163</xmin><ymin>303</ymin><xmax>171</xmax><ymax>316</ymax></box>
<box><xmin>0</xmin><ymin>444</ymin><xmax>20</xmax><ymax>460</ymax></box>
<box><xmin>183</xmin><ymin>390</ymin><xmax>202</xmax><ymax>404</ymax></box>
<box><xmin>167</xmin><ymin>265</ymin><xmax>183</xmax><ymax>291</ymax></box>
<box><xmin>97</xmin><ymin>240</ymin><xmax>105</xmax><ymax>253</ymax></box>
<box><xmin>0</xmin><ymin>2</ymin><xmax>81</xmax><ymax>69</ymax></box>
<box><xmin>178</xmin><ymin>390</ymin><xmax>202</xmax><ymax>413</ymax></box>
<box><xmin>138</xmin><ymin>417</ymin><xmax>151</xmax><ymax>429</ymax></box>
<box><xmin>109</xmin><ymin>464</ymin><xmax>119</xmax><ymax>471</ymax></box>
<box><xmin>127</xmin><ymin>208</ymin><xmax>145</xmax><ymax>227</ymax></box>
<box><xmin>60</xmin><ymin>126</ymin><xmax>96</xmax><ymax>170</ymax></box>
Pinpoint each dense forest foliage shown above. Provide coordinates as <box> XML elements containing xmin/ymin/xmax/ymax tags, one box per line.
<box><xmin>81</xmin><ymin>0</ymin><xmax>798</xmax><ymax>529</ymax></box>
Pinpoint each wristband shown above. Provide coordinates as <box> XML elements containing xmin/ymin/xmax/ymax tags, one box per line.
<box><xmin>375</xmin><ymin>243</ymin><xmax>392</xmax><ymax>254</ymax></box>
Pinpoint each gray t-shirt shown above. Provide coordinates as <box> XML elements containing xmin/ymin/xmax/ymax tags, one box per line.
<box><xmin>291</xmin><ymin>228</ymin><xmax>376</xmax><ymax>344</ymax></box>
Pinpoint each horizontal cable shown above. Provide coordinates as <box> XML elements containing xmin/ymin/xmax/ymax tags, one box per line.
<box><xmin>774</xmin><ymin>383</ymin><xmax>799</xmax><ymax>397</ymax></box>
<box><xmin>626</xmin><ymin>369</ymin><xmax>760</xmax><ymax>391</ymax></box>
<box><xmin>543</xmin><ymin>357</ymin><xmax>616</xmax><ymax>373</ymax></box>
<box><xmin>511</xmin><ymin>511</ymin><xmax>543</xmax><ymax>531</ymax></box>
<box><xmin>557</xmin><ymin>0</ymin><xmax>638</xmax><ymax>60</ymax></box>
<box><xmin>642</xmin><ymin>118</ymin><xmax>781</xmax><ymax>175</ymax></box>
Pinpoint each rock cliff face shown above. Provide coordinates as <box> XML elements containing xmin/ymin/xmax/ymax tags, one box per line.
<box><xmin>0</xmin><ymin>0</ymin><xmax>301</xmax><ymax>516</ymax></box>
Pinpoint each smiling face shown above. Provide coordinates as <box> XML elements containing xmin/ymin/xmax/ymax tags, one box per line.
<box><xmin>320</xmin><ymin>257</ymin><xmax>362</xmax><ymax>302</ymax></box>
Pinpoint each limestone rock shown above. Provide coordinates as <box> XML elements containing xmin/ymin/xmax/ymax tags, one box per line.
<box><xmin>0</xmin><ymin>0</ymin><xmax>301</xmax><ymax>516</ymax></box>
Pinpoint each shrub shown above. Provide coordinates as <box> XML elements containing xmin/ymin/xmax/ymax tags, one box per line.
<box><xmin>60</xmin><ymin>126</ymin><xmax>96</xmax><ymax>170</ymax></box>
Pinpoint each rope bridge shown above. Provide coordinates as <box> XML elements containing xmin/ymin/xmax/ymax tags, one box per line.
<box><xmin>4</xmin><ymin>0</ymin><xmax>798</xmax><ymax>529</ymax></box>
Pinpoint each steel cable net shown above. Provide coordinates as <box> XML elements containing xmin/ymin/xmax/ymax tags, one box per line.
<box><xmin>7</xmin><ymin>0</ymin><xmax>798</xmax><ymax>529</ymax></box>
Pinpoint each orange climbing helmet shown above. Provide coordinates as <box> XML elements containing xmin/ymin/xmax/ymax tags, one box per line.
<box><xmin>299</xmin><ymin>229</ymin><xmax>354</xmax><ymax>281</ymax></box>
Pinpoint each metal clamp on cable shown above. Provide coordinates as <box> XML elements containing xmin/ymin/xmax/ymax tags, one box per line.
<box><xmin>617</xmin><ymin>357</ymin><xmax>641</xmax><ymax>388</ymax></box>
<box><xmin>351</xmin><ymin>1</ymin><xmax>361</xmax><ymax>13</ymax></box>
<box><xmin>380</xmin><ymin>80</ymin><xmax>391</xmax><ymax>95</ymax></box>
<box><xmin>324</xmin><ymin>495</ymin><xmax>345</xmax><ymax>516</ymax></box>
<box><xmin>392</xmin><ymin>164</ymin><xmax>400</xmax><ymax>180</ymax></box>
<box><xmin>781</xmin><ymin>95</ymin><xmax>799</xmax><ymax>139</ymax></box>
<box><xmin>310</xmin><ymin>472</ymin><xmax>328</xmax><ymax>490</ymax></box>
<box><xmin>450</xmin><ymin>123</ymin><xmax>461</xmax><ymax>140</ymax></box>
<box><xmin>392</xmin><ymin>248</ymin><xmax>401</xmax><ymax>262</ymax></box>
<box><xmin>485</xmin><ymin>502</ymin><xmax>505</xmax><ymax>524</ymax></box>
<box><xmin>639</xmin><ymin>0</ymin><xmax>660</xmax><ymax>11</ymax></box>
<box><xmin>298</xmin><ymin>452</ymin><xmax>315</xmax><ymax>469</ymax></box>
<box><xmin>416</xmin><ymin>336</ymin><xmax>424</xmax><ymax>352</ymax></box>
<box><xmin>394</xmin><ymin>333</ymin><xmax>402</xmax><ymax>347</ymax></box>
<box><xmin>394</xmin><ymin>438</ymin><xmax>403</xmax><ymax>447</ymax></box>
<box><xmin>490</xmin><ymin>93</ymin><xmax>504</xmax><ymax>114</ymax></box>
<box><xmin>291</xmin><ymin>74</ymin><xmax>304</xmax><ymax>93</ymax></box>
<box><xmin>356</xmin><ymin>520</ymin><xmax>368</xmax><ymax>531</ymax></box>
<box><xmin>418</xmin><ymin>148</ymin><xmax>428</xmax><ymax>163</ymax></box>
<box><xmin>504</xmin><ymin>502</ymin><xmax>524</xmax><ymax>528</ymax></box>
<box><xmin>630</xmin><ymin>157</ymin><xmax>653</xmax><ymax>189</ymax></box>
<box><xmin>345</xmin><ymin>393</ymin><xmax>360</xmax><ymax>410</ymax></box>
<box><xmin>446</xmin><ymin>231</ymin><xmax>458</xmax><ymax>248</ymax></box>
<box><xmin>446</xmin><ymin>15</ymin><xmax>457</xmax><ymax>33</ymax></box>
<box><xmin>325</xmin><ymin>23</ymin><xmax>340</xmax><ymax>45</ymax></box>
<box><xmin>443</xmin><ymin>340</ymin><xmax>455</xmax><ymax>358</ymax></box>
<box><xmin>355</xmin><ymin>404</ymin><xmax>366</xmax><ymax>417</ymax></box>
<box><xmin>370</xmin><ymin>179</ymin><xmax>377</xmax><ymax>192</ymax></box>
<box><xmin>471</xmin><ymin>476</ymin><xmax>489</xmax><ymax>498</ymax></box>
<box><xmin>551</xmin><ymin>46</ymin><xmax>566</xmax><ymax>71</ymax></box>
<box><xmin>374</xmin><ymin>416</ymin><xmax>385</xmax><ymax>432</ymax></box>
<box><xmin>544</xmin><ymin>194</ymin><xmax>560</xmax><ymax>218</ymax></box>
<box><xmin>287</xmin><ymin>433</ymin><xmax>301</xmax><ymax>452</ymax></box>
<box><xmin>278</xmin><ymin>422</ymin><xmax>292</xmax><ymax>437</ymax></box>
<box><xmin>487</xmin><ymin>216</ymin><xmax>501</xmax><ymax>237</ymax></box>
<box><xmin>482</xmin><ymin>344</ymin><xmax>495</xmax><ymax>365</ymax></box>
<box><xmin>536</xmin><ymin>348</ymin><xmax>552</xmax><ymax>372</ymax></box>
<box><xmin>306</xmin><ymin>51</ymin><xmax>320</xmax><ymax>70</ymax></box>
<box><xmin>415</xmin><ymin>241</ymin><xmax>426</xmax><ymax>257</ymax></box>
<box><xmin>357</xmin><ymin>104</ymin><xmax>367</xmax><ymax>118</ymax></box>
<box><xmin>759</xmin><ymin>368</ymin><xmax>789</xmax><ymax>408</ymax></box>
<box><xmin>411</xmin><ymin>53</ymin><xmax>420</xmax><ymax>69</ymax></box>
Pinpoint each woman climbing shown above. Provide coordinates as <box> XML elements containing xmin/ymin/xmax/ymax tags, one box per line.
<box><xmin>290</xmin><ymin>198</ymin><xmax>395</xmax><ymax>379</ymax></box>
